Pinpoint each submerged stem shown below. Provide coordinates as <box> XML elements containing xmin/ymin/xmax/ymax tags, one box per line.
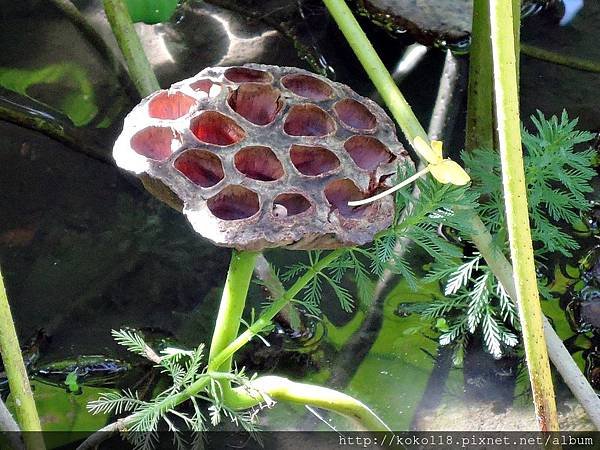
<box><xmin>0</xmin><ymin>270</ymin><xmax>45</xmax><ymax>450</ymax></box>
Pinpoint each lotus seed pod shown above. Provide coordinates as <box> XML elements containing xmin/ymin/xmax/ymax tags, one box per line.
<box><xmin>113</xmin><ymin>64</ymin><xmax>411</xmax><ymax>250</ymax></box>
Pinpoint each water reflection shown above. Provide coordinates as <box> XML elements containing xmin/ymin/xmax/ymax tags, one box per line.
<box><xmin>561</xmin><ymin>0</ymin><xmax>584</xmax><ymax>25</ymax></box>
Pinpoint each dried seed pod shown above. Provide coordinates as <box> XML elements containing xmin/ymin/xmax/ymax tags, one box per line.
<box><xmin>113</xmin><ymin>64</ymin><xmax>411</xmax><ymax>250</ymax></box>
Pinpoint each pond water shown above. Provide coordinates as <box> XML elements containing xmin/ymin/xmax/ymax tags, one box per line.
<box><xmin>0</xmin><ymin>0</ymin><xmax>599</xmax><ymax>447</ymax></box>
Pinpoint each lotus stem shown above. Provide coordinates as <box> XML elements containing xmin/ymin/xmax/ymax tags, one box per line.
<box><xmin>102</xmin><ymin>0</ymin><xmax>159</xmax><ymax>97</ymax></box>
<box><xmin>465</xmin><ymin>0</ymin><xmax>495</xmax><ymax>150</ymax></box>
<box><xmin>489</xmin><ymin>0</ymin><xmax>558</xmax><ymax>431</ymax></box>
<box><xmin>207</xmin><ymin>250</ymin><xmax>258</xmax><ymax>402</ymax></box>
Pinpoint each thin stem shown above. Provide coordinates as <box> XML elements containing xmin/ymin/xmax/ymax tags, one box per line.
<box><xmin>321</xmin><ymin>0</ymin><xmax>428</xmax><ymax>145</ymax></box>
<box><xmin>254</xmin><ymin>255</ymin><xmax>304</xmax><ymax>333</ymax></box>
<box><xmin>0</xmin><ymin>271</ymin><xmax>45</xmax><ymax>450</ymax></box>
<box><xmin>465</xmin><ymin>0</ymin><xmax>495</xmax><ymax>150</ymax></box>
<box><xmin>489</xmin><ymin>0</ymin><xmax>558</xmax><ymax>431</ymax></box>
<box><xmin>521</xmin><ymin>43</ymin><xmax>600</xmax><ymax>73</ymax></box>
<box><xmin>102</xmin><ymin>0</ymin><xmax>160</xmax><ymax>97</ymax></box>
<box><xmin>348</xmin><ymin>166</ymin><xmax>430</xmax><ymax>206</ymax></box>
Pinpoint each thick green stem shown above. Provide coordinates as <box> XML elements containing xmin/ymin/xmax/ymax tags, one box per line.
<box><xmin>489</xmin><ymin>0</ymin><xmax>558</xmax><ymax>431</ymax></box>
<box><xmin>207</xmin><ymin>250</ymin><xmax>258</xmax><ymax>405</ymax></box>
<box><xmin>102</xmin><ymin>0</ymin><xmax>159</xmax><ymax>97</ymax></box>
<box><xmin>321</xmin><ymin>0</ymin><xmax>428</xmax><ymax>145</ymax></box>
<box><xmin>465</xmin><ymin>0</ymin><xmax>495</xmax><ymax>150</ymax></box>
<box><xmin>0</xmin><ymin>271</ymin><xmax>45</xmax><ymax>449</ymax></box>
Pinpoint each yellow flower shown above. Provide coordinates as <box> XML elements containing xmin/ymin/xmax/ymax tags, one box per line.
<box><xmin>413</xmin><ymin>137</ymin><xmax>470</xmax><ymax>186</ymax></box>
<box><xmin>348</xmin><ymin>136</ymin><xmax>470</xmax><ymax>207</ymax></box>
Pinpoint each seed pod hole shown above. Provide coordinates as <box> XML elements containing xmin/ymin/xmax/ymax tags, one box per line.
<box><xmin>190</xmin><ymin>79</ymin><xmax>222</xmax><ymax>97</ymax></box>
<box><xmin>324</xmin><ymin>179</ymin><xmax>367</xmax><ymax>218</ymax></box>
<box><xmin>191</xmin><ymin>111</ymin><xmax>246</xmax><ymax>146</ymax></box>
<box><xmin>224</xmin><ymin>67</ymin><xmax>272</xmax><ymax>83</ymax></box>
<box><xmin>283</xmin><ymin>104</ymin><xmax>335</xmax><ymax>137</ymax></box>
<box><xmin>228</xmin><ymin>84</ymin><xmax>283</xmax><ymax>126</ymax></box>
<box><xmin>234</xmin><ymin>146</ymin><xmax>284</xmax><ymax>181</ymax></box>
<box><xmin>273</xmin><ymin>193</ymin><xmax>311</xmax><ymax>216</ymax></box>
<box><xmin>344</xmin><ymin>136</ymin><xmax>396</xmax><ymax>170</ymax></box>
<box><xmin>174</xmin><ymin>149</ymin><xmax>224</xmax><ymax>187</ymax></box>
<box><xmin>130</xmin><ymin>126</ymin><xmax>181</xmax><ymax>161</ymax></box>
<box><xmin>290</xmin><ymin>145</ymin><xmax>340</xmax><ymax>176</ymax></box>
<box><xmin>281</xmin><ymin>74</ymin><xmax>333</xmax><ymax>101</ymax></box>
<box><xmin>148</xmin><ymin>91</ymin><xmax>197</xmax><ymax>120</ymax></box>
<box><xmin>334</xmin><ymin>99</ymin><xmax>377</xmax><ymax>131</ymax></box>
<box><xmin>207</xmin><ymin>185</ymin><xmax>260</xmax><ymax>220</ymax></box>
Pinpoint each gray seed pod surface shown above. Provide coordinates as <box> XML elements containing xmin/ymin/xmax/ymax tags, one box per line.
<box><xmin>113</xmin><ymin>64</ymin><xmax>411</xmax><ymax>250</ymax></box>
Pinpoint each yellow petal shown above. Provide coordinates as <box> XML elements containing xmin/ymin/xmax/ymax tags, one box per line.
<box><xmin>430</xmin><ymin>140</ymin><xmax>444</xmax><ymax>159</ymax></box>
<box><xmin>413</xmin><ymin>136</ymin><xmax>442</xmax><ymax>164</ymax></box>
<box><xmin>429</xmin><ymin>160</ymin><xmax>471</xmax><ymax>185</ymax></box>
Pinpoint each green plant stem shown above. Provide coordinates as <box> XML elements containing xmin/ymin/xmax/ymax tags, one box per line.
<box><xmin>489</xmin><ymin>0</ymin><xmax>558</xmax><ymax>431</ymax></box>
<box><xmin>465</xmin><ymin>0</ymin><xmax>494</xmax><ymax>150</ymax></box>
<box><xmin>230</xmin><ymin>375</ymin><xmax>390</xmax><ymax>430</ymax></box>
<box><xmin>322</xmin><ymin>0</ymin><xmax>600</xmax><ymax>431</ymax></box>
<box><xmin>208</xmin><ymin>250</ymin><xmax>258</xmax><ymax>372</ymax></box>
<box><xmin>0</xmin><ymin>271</ymin><xmax>45</xmax><ymax>450</ymax></box>
<box><xmin>207</xmin><ymin>250</ymin><xmax>258</xmax><ymax>404</ymax></box>
<box><xmin>321</xmin><ymin>0</ymin><xmax>428</xmax><ymax>145</ymax></box>
<box><xmin>521</xmin><ymin>44</ymin><xmax>600</xmax><ymax>74</ymax></box>
<box><xmin>102</xmin><ymin>0</ymin><xmax>159</xmax><ymax>97</ymax></box>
